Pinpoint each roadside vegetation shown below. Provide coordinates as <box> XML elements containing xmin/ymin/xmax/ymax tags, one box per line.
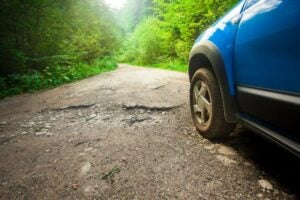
<box><xmin>0</xmin><ymin>0</ymin><xmax>237</xmax><ymax>98</ymax></box>
<box><xmin>118</xmin><ymin>0</ymin><xmax>238</xmax><ymax>70</ymax></box>
<box><xmin>0</xmin><ymin>0</ymin><xmax>120</xmax><ymax>98</ymax></box>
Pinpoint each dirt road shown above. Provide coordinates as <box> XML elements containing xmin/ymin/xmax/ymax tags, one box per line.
<box><xmin>0</xmin><ymin>64</ymin><xmax>299</xmax><ymax>199</ymax></box>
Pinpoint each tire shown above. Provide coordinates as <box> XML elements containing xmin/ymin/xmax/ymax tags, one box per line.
<box><xmin>190</xmin><ymin>68</ymin><xmax>234</xmax><ymax>139</ymax></box>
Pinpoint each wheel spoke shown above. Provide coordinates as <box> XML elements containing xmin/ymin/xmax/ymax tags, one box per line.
<box><xmin>193</xmin><ymin>104</ymin><xmax>202</xmax><ymax>113</ymax></box>
<box><xmin>200</xmin><ymin>95</ymin><xmax>212</xmax><ymax>115</ymax></box>
<box><xmin>199</xmin><ymin>82</ymin><xmax>207</xmax><ymax>96</ymax></box>
<box><xmin>194</xmin><ymin>87</ymin><xmax>200</xmax><ymax>101</ymax></box>
<box><xmin>200</xmin><ymin>109</ymin><xmax>205</xmax><ymax>122</ymax></box>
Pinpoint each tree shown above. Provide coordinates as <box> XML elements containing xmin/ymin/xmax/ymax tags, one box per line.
<box><xmin>0</xmin><ymin>0</ymin><xmax>121</xmax><ymax>76</ymax></box>
<box><xmin>120</xmin><ymin>0</ymin><xmax>238</xmax><ymax>64</ymax></box>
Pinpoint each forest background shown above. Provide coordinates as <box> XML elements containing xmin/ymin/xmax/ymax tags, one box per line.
<box><xmin>0</xmin><ymin>0</ymin><xmax>237</xmax><ymax>98</ymax></box>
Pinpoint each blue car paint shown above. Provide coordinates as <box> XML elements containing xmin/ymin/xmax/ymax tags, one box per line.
<box><xmin>234</xmin><ymin>0</ymin><xmax>300</xmax><ymax>94</ymax></box>
<box><xmin>193</xmin><ymin>1</ymin><xmax>246</xmax><ymax>95</ymax></box>
<box><xmin>194</xmin><ymin>0</ymin><xmax>300</xmax><ymax>95</ymax></box>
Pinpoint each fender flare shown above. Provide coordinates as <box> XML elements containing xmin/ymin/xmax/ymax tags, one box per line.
<box><xmin>189</xmin><ymin>40</ymin><xmax>236</xmax><ymax>122</ymax></box>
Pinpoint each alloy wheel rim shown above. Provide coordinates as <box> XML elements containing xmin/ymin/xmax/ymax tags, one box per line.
<box><xmin>193</xmin><ymin>80</ymin><xmax>212</xmax><ymax>125</ymax></box>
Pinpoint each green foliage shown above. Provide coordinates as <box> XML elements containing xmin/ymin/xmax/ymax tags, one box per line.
<box><xmin>119</xmin><ymin>17</ymin><xmax>171</xmax><ymax>65</ymax></box>
<box><xmin>0</xmin><ymin>0</ymin><xmax>121</xmax><ymax>98</ymax></box>
<box><xmin>120</xmin><ymin>0</ymin><xmax>238</xmax><ymax>68</ymax></box>
<box><xmin>0</xmin><ymin>0</ymin><xmax>121</xmax><ymax>76</ymax></box>
<box><xmin>0</xmin><ymin>57</ymin><xmax>117</xmax><ymax>99</ymax></box>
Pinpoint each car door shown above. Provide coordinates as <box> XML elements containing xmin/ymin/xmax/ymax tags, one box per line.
<box><xmin>234</xmin><ymin>0</ymin><xmax>300</xmax><ymax>137</ymax></box>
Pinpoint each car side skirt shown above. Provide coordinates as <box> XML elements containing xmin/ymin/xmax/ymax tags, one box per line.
<box><xmin>237</xmin><ymin>86</ymin><xmax>300</xmax><ymax>156</ymax></box>
<box><xmin>238</xmin><ymin>114</ymin><xmax>300</xmax><ymax>157</ymax></box>
<box><xmin>237</xmin><ymin>86</ymin><xmax>300</xmax><ymax>135</ymax></box>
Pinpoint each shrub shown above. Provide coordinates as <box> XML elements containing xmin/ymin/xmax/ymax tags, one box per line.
<box><xmin>0</xmin><ymin>57</ymin><xmax>117</xmax><ymax>99</ymax></box>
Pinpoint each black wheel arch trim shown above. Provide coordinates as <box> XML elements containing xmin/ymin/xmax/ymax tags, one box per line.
<box><xmin>189</xmin><ymin>40</ymin><xmax>236</xmax><ymax>122</ymax></box>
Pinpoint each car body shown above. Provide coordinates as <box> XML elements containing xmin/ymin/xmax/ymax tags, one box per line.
<box><xmin>188</xmin><ymin>0</ymin><xmax>300</xmax><ymax>156</ymax></box>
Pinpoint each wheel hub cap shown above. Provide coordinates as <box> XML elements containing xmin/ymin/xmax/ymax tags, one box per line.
<box><xmin>193</xmin><ymin>81</ymin><xmax>212</xmax><ymax>125</ymax></box>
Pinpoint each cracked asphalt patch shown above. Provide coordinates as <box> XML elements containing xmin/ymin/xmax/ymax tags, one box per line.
<box><xmin>0</xmin><ymin>64</ymin><xmax>299</xmax><ymax>199</ymax></box>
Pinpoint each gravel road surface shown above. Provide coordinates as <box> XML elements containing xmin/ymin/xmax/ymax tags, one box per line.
<box><xmin>0</xmin><ymin>64</ymin><xmax>299</xmax><ymax>199</ymax></box>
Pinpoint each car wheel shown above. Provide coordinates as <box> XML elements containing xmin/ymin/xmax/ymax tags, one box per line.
<box><xmin>190</xmin><ymin>68</ymin><xmax>234</xmax><ymax>139</ymax></box>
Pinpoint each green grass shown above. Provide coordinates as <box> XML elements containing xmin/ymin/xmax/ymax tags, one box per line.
<box><xmin>0</xmin><ymin>57</ymin><xmax>117</xmax><ymax>99</ymax></box>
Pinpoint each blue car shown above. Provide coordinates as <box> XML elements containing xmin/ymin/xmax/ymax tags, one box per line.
<box><xmin>188</xmin><ymin>0</ymin><xmax>300</xmax><ymax>156</ymax></box>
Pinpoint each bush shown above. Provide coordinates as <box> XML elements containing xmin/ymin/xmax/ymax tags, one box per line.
<box><xmin>0</xmin><ymin>57</ymin><xmax>117</xmax><ymax>99</ymax></box>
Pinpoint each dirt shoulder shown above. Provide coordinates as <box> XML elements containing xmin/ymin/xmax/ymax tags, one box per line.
<box><xmin>0</xmin><ymin>64</ymin><xmax>298</xmax><ymax>199</ymax></box>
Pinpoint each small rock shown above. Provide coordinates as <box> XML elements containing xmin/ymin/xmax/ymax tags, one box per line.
<box><xmin>46</xmin><ymin>133</ymin><xmax>54</xmax><ymax>136</ymax></box>
<box><xmin>216</xmin><ymin>155</ymin><xmax>237</xmax><ymax>166</ymax></box>
<box><xmin>258</xmin><ymin>179</ymin><xmax>273</xmax><ymax>190</ymax></box>
<box><xmin>154</xmin><ymin>119</ymin><xmax>161</xmax><ymax>124</ymax></box>
<box><xmin>121</xmin><ymin>157</ymin><xmax>127</xmax><ymax>162</ymax></box>
<box><xmin>162</xmin><ymin>112</ymin><xmax>166</xmax><ymax>115</ymax></box>
<box><xmin>28</xmin><ymin>122</ymin><xmax>35</xmax><ymax>127</ymax></box>
<box><xmin>102</xmin><ymin>116</ymin><xmax>110</xmax><ymax>120</ymax></box>
<box><xmin>218</xmin><ymin>145</ymin><xmax>237</xmax><ymax>156</ymax></box>
<box><xmin>84</xmin><ymin>185</ymin><xmax>92</xmax><ymax>193</ymax></box>
<box><xmin>20</xmin><ymin>131</ymin><xmax>28</xmax><ymax>135</ymax></box>
<box><xmin>71</xmin><ymin>183</ymin><xmax>80</xmax><ymax>190</ymax></box>
<box><xmin>35</xmin><ymin>131</ymin><xmax>47</xmax><ymax>136</ymax></box>
<box><xmin>0</xmin><ymin>121</ymin><xmax>7</xmax><ymax>125</ymax></box>
<box><xmin>203</xmin><ymin>145</ymin><xmax>214</xmax><ymax>150</ymax></box>
<box><xmin>89</xmin><ymin>114</ymin><xmax>97</xmax><ymax>119</ymax></box>
<box><xmin>256</xmin><ymin>193</ymin><xmax>263</xmax><ymax>198</ymax></box>
<box><xmin>80</xmin><ymin>162</ymin><xmax>92</xmax><ymax>176</ymax></box>
<box><xmin>1</xmin><ymin>182</ymin><xmax>8</xmax><ymax>186</ymax></box>
<box><xmin>84</xmin><ymin>147</ymin><xmax>93</xmax><ymax>152</ymax></box>
<box><xmin>43</xmin><ymin>124</ymin><xmax>52</xmax><ymax>129</ymax></box>
<box><xmin>45</xmin><ymin>149</ymin><xmax>51</xmax><ymax>152</ymax></box>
